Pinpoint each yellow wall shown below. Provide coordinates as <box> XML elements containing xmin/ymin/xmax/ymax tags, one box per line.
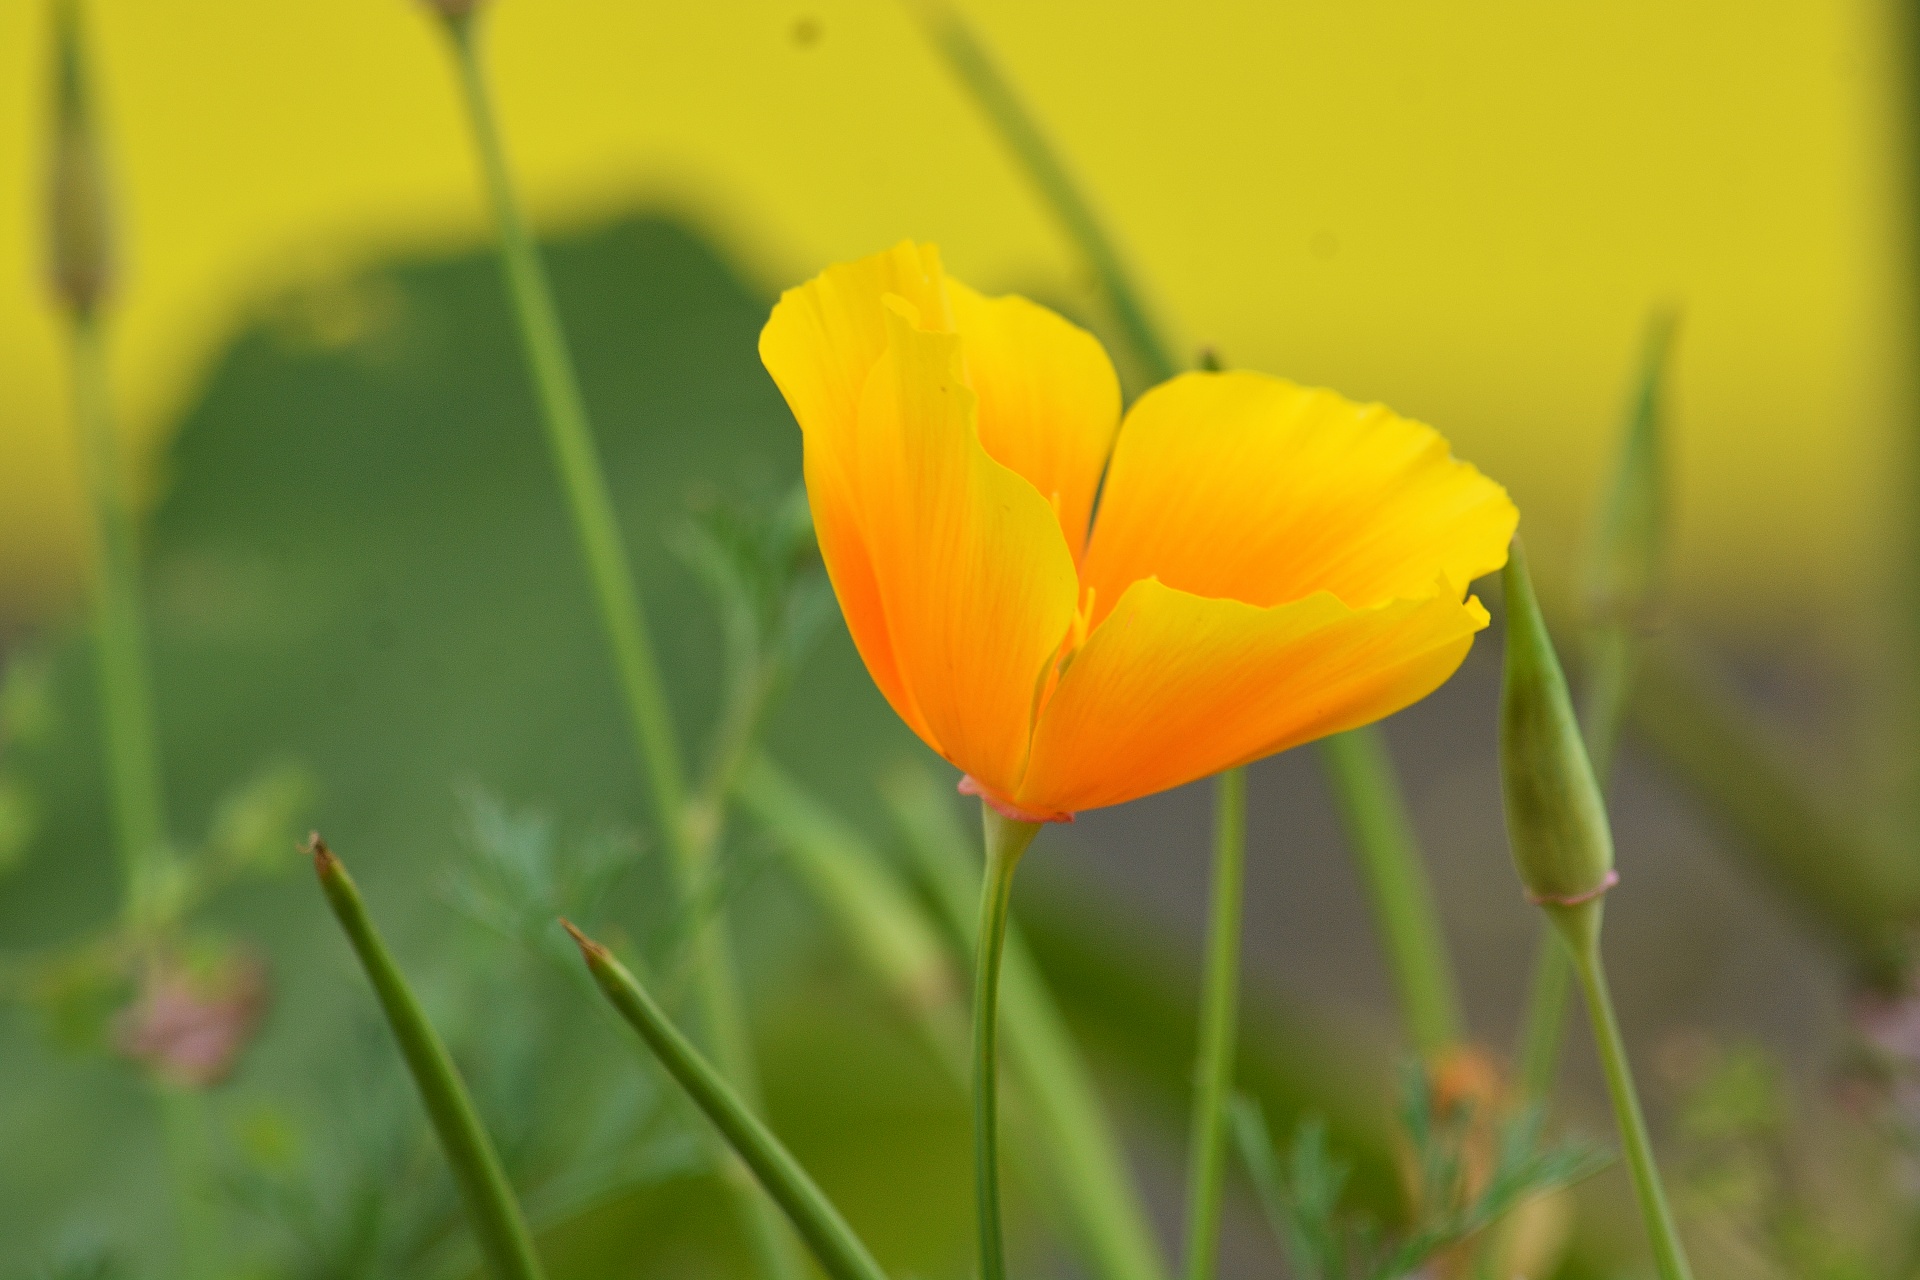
<box><xmin>0</xmin><ymin>0</ymin><xmax>1905</xmax><ymax>630</ymax></box>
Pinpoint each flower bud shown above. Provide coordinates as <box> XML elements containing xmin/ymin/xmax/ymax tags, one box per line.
<box><xmin>45</xmin><ymin>3</ymin><xmax>115</xmax><ymax>314</ymax></box>
<box><xmin>113</xmin><ymin>948</ymin><xmax>268</xmax><ymax>1089</ymax></box>
<box><xmin>422</xmin><ymin>0</ymin><xmax>485</xmax><ymax>20</ymax></box>
<box><xmin>1500</xmin><ymin>540</ymin><xmax>1617</xmax><ymax>908</ymax></box>
<box><xmin>1583</xmin><ymin>311</ymin><xmax>1677</xmax><ymax>632</ymax></box>
<box><xmin>47</xmin><ymin>0</ymin><xmax>115</xmax><ymax>314</ymax></box>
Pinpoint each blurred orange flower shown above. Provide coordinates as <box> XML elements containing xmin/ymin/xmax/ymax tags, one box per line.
<box><xmin>761</xmin><ymin>243</ymin><xmax>1516</xmax><ymax>820</ymax></box>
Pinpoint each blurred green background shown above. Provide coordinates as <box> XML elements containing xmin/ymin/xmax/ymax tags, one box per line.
<box><xmin>2</xmin><ymin>2</ymin><xmax>1917</xmax><ymax>1278</ymax></box>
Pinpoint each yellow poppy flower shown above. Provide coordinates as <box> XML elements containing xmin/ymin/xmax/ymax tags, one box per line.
<box><xmin>760</xmin><ymin>242</ymin><xmax>1517</xmax><ymax>821</ymax></box>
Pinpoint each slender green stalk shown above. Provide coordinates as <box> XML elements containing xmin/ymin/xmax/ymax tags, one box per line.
<box><xmin>974</xmin><ymin>807</ymin><xmax>1043</xmax><ymax>1280</ymax></box>
<box><xmin>437</xmin><ymin>15</ymin><xmax>793</xmax><ymax>1275</ymax></box>
<box><xmin>903</xmin><ymin>0</ymin><xmax>1177</xmax><ymax>383</ymax></box>
<box><xmin>311</xmin><ymin>838</ymin><xmax>545</xmax><ymax>1280</ymax></box>
<box><xmin>1319</xmin><ymin>728</ymin><xmax>1464</xmax><ymax>1059</ymax></box>
<box><xmin>69</xmin><ymin>310</ymin><xmax>172</xmax><ymax>935</ymax></box>
<box><xmin>438</xmin><ymin>12</ymin><xmax>686</xmax><ymax>892</ymax></box>
<box><xmin>564</xmin><ymin>920</ymin><xmax>890</xmax><ymax>1280</ymax></box>
<box><xmin>1182</xmin><ymin>768</ymin><xmax>1245</xmax><ymax>1280</ymax></box>
<box><xmin>876</xmin><ymin>764</ymin><xmax>1170</xmax><ymax>1280</ymax></box>
<box><xmin>1548</xmin><ymin>902</ymin><xmax>1695</xmax><ymax>1280</ymax></box>
<box><xmin>52</xmin><ymin>11</ymin><xmax>218</xmax><ymax>1268</ymax></box>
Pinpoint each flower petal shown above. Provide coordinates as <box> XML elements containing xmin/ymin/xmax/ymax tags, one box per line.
<box><xmin>1079</xmin><ymin>371</ymin><xmax>1517</xmax><ymax>621</ymax></box>
<box><xmin>851</xmin><ymin>296</ymin><xmax>1081</xmax><ymax>796</ymax></box>
<box><xmin>949</xmin><ymin>281</ymin><xmax>1121</xmax><ymax>561</ymax></box>
<box><xmin>1016</xmin><ymin>577</ymin><xmax>1489</xmax><ymax>814</ymax></box>
<box><xmin>759</xmin><ymin>242</ymin><xmax>952</xmax><ymax>742</ymax></box>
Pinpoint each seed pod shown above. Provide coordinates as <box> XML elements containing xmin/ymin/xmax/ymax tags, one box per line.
<box><xmin>1500</xmin><ymin>540</ymin><xmax>1617</xmax><ymax>907</ymax></box>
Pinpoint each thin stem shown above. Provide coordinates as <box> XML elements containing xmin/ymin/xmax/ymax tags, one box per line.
<box><xmin>1552</xmin><ymin>903</ymin><xmax>1695</xmax><ymax>1280</ymax></box>
<box><xmin>904</xmin><ymin>0</ymin><xmax>1177</xmax><ymax>383</ymax></box>
<box><xmin>974</xmin><ymin>807</ymin><xmax>1042</xmax><ymax>1280</ymax></box>
<box><xmin>1318</xmin><ymin>728</ymin><xmax>1463</xmax><ymax>1059</ymax></box>
<box><xmin>312</xmin><ymin>839</ymin><xmax>545</xmax><ymax>1280</ymax></box>
<box><xmin>1182</xmin><ymin>768</ymin><xmax>1245</xmax><ymax>1280</ymax></box>
<box><xmin>70</xmin><ymin>307</ymin><xmax>214</xmax><ymax>1274</ymax></box>
<box><xmin>439</xmin><ymin>18</ymin><xmax>793</xmax><ymax>1277</ymax></box>
<box><xmin>69</xmin><ymin>309</ymin><xmax>171</xmax><ymax>936</ymax></box>
<box><xmin>442</xmin><ymin>12</ymin><xmax>687</xmax><ymax>883</ymax></box>
<box><xmin>566</xmin><ymin>921</ymin><xmax>891</xmax><ymax>1280</ymax></box>
<box><xmin>872</xmin><ymin>763</ymin><xmax>1170</xmax><ymax>1280</ymax></box>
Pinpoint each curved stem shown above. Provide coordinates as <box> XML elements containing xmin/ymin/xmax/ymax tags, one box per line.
<box><xmin>439</xmin><ymin>17</ymin><xmax>793</xmax><ymax>1278</ymax></box>
<box><xmin>1182</xmin><ymin>768</ymin><xmax>1245</xmax><ymax>1280</ymax></box>
<box><xmin>974</xmin><ymin>807</ymin><xmax>1041</xmax><ymax>1280</ymax></box>
<box><xmin>903</xmin><ymin>0</ymin><xmax>1178</xmax><ymax>383</ymax></box>
<box><xmin>568</xmin><ymin>922</ymin><xmax>890</xmax><ymax>1280</ymax></box>
<box><xmin>314</xmin><ymin>840</ymin><xmax>545</xmax><ymax>1280</ymax></box>
<box><xmin>1552</xmin><ymin>903</ymin><xmax>1695</xmax><ymax>1280</ymax></box>
<box><xmin>442</xmin><ymin>13</ymin><xmax>688</xmax><ymax>880</ymax></box>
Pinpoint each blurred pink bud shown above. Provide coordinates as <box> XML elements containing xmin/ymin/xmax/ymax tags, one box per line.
<box><xmin>114</xmin><ymin>952</ymin><xmax>267</xmax><ymax>1089</ymax></box>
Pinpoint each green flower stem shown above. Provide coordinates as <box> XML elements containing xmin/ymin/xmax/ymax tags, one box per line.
<box><xmin>974</xmin><ymin>807</ymin><xmax>1043</xmax><ymax>1280</ymax></box>
<box><xmin>56</xmin><ymin>10</ymin><xmax>207</xmax><ymax>1258</ymax></box>
<box><xmin>311</xmin><ymin>838</ymin><xmax>545</xmax><ymax>1280</ymax></box>
<box><xmin>1181</xmin><ymin>767</ymin><xmax>1245</xmax><ymax>1280</ymax></box>
<box><xmin>1548</xmin><ymin>901</ymin><xmax>1695</xmax><ymax>1280</ymax></box>
<box><xmin>438</xmin><ymin>16</ymin><xmax>794</xmax><ymax>1277</ymax></box>
<box><xmin>741</xmin><ymin>755</ymin><xmax>1168</xmax><ymax>1280</ymax></box>
<box><xmin>564</xmin><ymin>921</ymin><xmax>891</xmax><ymax>1280</ymax></box>
<box><xmin>440</xmin><ymin>11</ymin><xmax>684</xmax><ymax>887</ymax></box>
<box><xmin>69</xmin><ymin>310</ymin><xmax>173</xmax><ymax>937</ymax></box>
<box><xmin>903</xmin><ymin>0</ymin><xmax>1177</xmax><ymax>383</ymax></box>
<box><xmin>876</xmin><ymin>764</ymin><xmax>1170</xmax><ymax>1280</ymax></box>
<box><xmin>1318</xmin><ymin>728</ymin><xmax>1464</xmax><ymax>1060</ymax></box>
<box><xmin>70</xmin><ymin>309</ymin><xmax>212</xmax><ymax>1273</ymax></box>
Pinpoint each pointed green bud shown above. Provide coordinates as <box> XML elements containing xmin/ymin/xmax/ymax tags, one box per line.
<box><xmin>47</xmin><ymin>0</ymin><xmax>115</xmax><ymax>315</ymax></box>
<box><xmin>1584</xmin><ymin>310</ymin><xmax>1678</xmax><ymax>631</ymax></box>
<box><xmin>1500</xmin><ymin>540</ymin><xmax>1617</xmax><ymax>908</ymax></box>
